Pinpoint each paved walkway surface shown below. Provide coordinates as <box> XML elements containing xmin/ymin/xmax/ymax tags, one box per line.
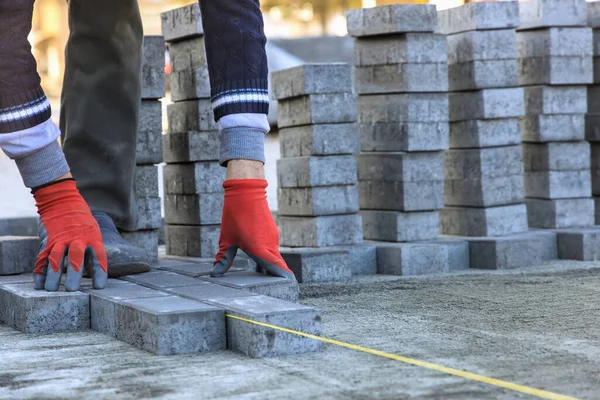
<box><xmin>1</xmin><ymin>260</ymin><xmax>599</xmax><ymax>399</ymax></box>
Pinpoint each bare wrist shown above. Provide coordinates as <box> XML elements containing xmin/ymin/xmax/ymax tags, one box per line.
<box><xmin>226</xmin><ymin>160</ymin><xmax>265</xmax><ymax>180</ymax></box>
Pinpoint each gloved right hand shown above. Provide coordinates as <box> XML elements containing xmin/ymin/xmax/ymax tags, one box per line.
<box><xmin>33</xmin><ymin>179</ymin><xmax>107</xmax><ymax>291</ymax></box>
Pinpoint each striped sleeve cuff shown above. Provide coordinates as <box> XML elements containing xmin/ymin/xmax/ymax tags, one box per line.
<box><xmin>0</xmin><ymin>87</ymin><xmax>52</xmax><ymax>134</ymax></box>
<box><xmin>211</xmin><ymin>79</ymin><xmax>269</xmax><ymax>121</ymax></box>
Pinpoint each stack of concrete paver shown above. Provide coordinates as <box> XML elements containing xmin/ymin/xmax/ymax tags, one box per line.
<box><xmin>437</xmin><ymin>1</ymin><xmax>556</xmax><ymax>269</ymax></box>
<box><xmin>161</xmin><ymin>4</ymin><xmax>224</xmax><ymax>258</ymax></box>
<box><xmin>345</xmin><ymin>4</ymin><xmax>469</xmax><ymax>275</ymax></box>
<box><xmin>272</xmin><ymin>64</ymin><xmax>377</xmax><ymax>282</ymax></box>
<box><xmin>518</xmin><ymin>0</ymin><xmax>599</xmax><ymax>261</ymax></box>
<box><xmin>587</xmin><ymin>1</ymin><xmax>600</xmax><ymax>230</ymax></box>
<box><xmin>119</xmin><ymin>36</ymin><xmax>165</xmax><ymax>263</ymax></box>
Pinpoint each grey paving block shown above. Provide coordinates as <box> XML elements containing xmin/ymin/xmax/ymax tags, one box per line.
<box><xmin>447</xmin><ymin>29</ymin><xmax>517</xmax><ymax>64</ymax></box>
<box><xmin>199</xmin><ymin>272</ymin><xmax>299</xmax><ymax>302</ymax></box>
<box><xmin>163</xmin><ymin>281</ymin><xmax>255</xmax><ymax>299</ymax></box>
<box><xmin>591</xmin><ymin>167</ymin><xmax>600</xmax><ymax>196</ymax></box>
<box><xmin>361</xmin><ymin>210</ymin><xmax>439</xmax><ymax>242</ymax></box>
<box><xmin>277</xmin><ymin>156</ymin><xmax>357</xmax><ymax>188</ymax></box>
<box><xmin>121</xmin><ymin>229</ymin><xmax>160</xmax><ymax>263</ymax></box>
<box><xmin>595</xmin><ymin>32</ymin><xmax>600</xmax><ymax>57</ymax></box>
<box><xmin>121</xmin><ymin>270</ymin><xmax>204</xmax><ymax>290</ymax></box>
<box><xmin>0</xmin><ymin>283</ymin><xmax>89</xmax><ymax>333</ymax></box>
<box><xmin>444</xmin><ymin>146</ymin><xmax>524</xmax><ymax>180</ymax></box>
<box><xmin>353</xmin><ymin>33</ymin><xmax>447</xmax><ymax>66</ymax></box>
<box><xmin>0</xmin><ymin>236</ymin><xmax>38</xmax><ymax>276</ymax></box>
<box><xmin>445</xmin><ymin>175</ymin><xmax>525</xmax><ymax>208</ymax></box>
<box><xmin>137</xmin><ymin>101</ymin><xmax>163</xmax><ymax>165</ymax></box>
<box><xmin>272</xmin><ymin>64</ymin><xmax>352</xmax><ymax>100</ymax></box>
<box><xmin>376</xmin><ymin>242</ymin><xmax>449</xmax><ymax>276</ymax></box>
<box><xmin>521</xmin><ymin>114</ymin><xmax>585</xmax><ymax>142</ymax></box>
<box><xmin>333</xmin><ymin>243</ymin><xmax>378</xmax><ymax>275</ymax></box>
<box><xmin>557</xmin><ymin>227</ymin><xmax>600</xmax><ymax>261</ymax></box>
<box><xmin>115</xmin><ymin>296</ymin><xmax>225</xmax><ymax>355</ymax></box>
<box><xmin>416</xmin><ymin>237</ymin><xmax>470</xmax><ymax>271</ymax></box>
<box><xmin>518</xmin><ymin>0</ymin><xmax>587</xmax><ymax>31</ymax></box>
<box><xmin>358</xmin><ymin>93</ymin><xmax>449</xmax><ymax>124</ymax></box>
<box><xmin>164</xmin><ymin>193</ymin><xmax>223</xmax><ymax>225</ymax></box>
<box><xmin>518</xmin><ymin>56</ymin><xmax>593</xmax><ymax>85</ymax></box>
<box><xmin>278</xmin><ymin>186</ymin><xmax>359</xmax><ymax>217</ymax></box>
<box><xmin>205</xmin><ymin>295</ymin><xmax>321</xmax><ymax>358</ymax></box>
<box><xmin>449</xmin><ymin>118</ymin><xmax>521</xmax><ymax>149</ymax></box>
<box><xmin>0</xmin><ymin>217</ymin><xmax>38</xmax><ymax>237</ymax></box>
<box><xmin>448</xmin><ymin>59</ymin><xmax>519</xmax><ymax>91</ymax></box>
<box><xmin>522</xmin><ymin>142</ymin><xmax>590</xmax><ymax>171</ymax></box>
<box><xmin>586</xmin><ymin>114</ymin><xmax>600</xmax><ymax>142</ymax></box>
<box><xmin>0</xmin><ymin>273</ymin><xmax>32</xmax><ymax>285</ymax></box>
<box><xmin>526</xmin><ymin>170</ymin><xmax>592</xmax><ymax>199</ymax></box>
<box><xmin>526</xmin><ymin>198</ymin><xmax>595</xmax><ymax>229</ymax></box>
<box><xmin>277</xmin><ymin>93</ymin><xmax>357</xmax><ymax>128</ymax></box>
<box><xmin>170</xmin><ymin>67</ymin><xmax>211</xmax><ymax>102</ymax></box>
<box><xmin>449</xmin><ymin>88</ymin><xmax>524</xmax><ymax>122</ymax></box>
<box><xmin>355</xmin><ymin>62</ymin><xmax>448</xmax><ymax>94</ymax></box>
<box><xmin>122</xmin><ymin>197</ymin><xmax>162</xmax><ymax>231</ymax></box>
<box><xmin>162</xmin><ymin>130</ymin><xmax>219</xmax><ymax>163</ymax></box>
<box><xmin>141</xmin><ymin>36</ymin><xmax>166</xmax><ymax>100</ymax></box>
<box><xmin>163</xmin><ymin>162</ymin><xmax>224</xmax><ymax>194</ymax></box>
<box><xmin>161</xmin><ymin>3</ymin><xmax>204</xmax><ymax>42</ymax></box>
<box><xmin>358</xmin><ymin>152</ymin><xmax>444</xmax><ymax>182</ymax></box>
<box><xmin>524</xmin><ymin>86</ymin><xmax>588</xmax><ymax>115</ymax></box>
<box><xmin>440</xmin><ymin>204</ymin><xmax>528</xmax><ymax>237</ymax></box>
<box><xmin>589</xmin><ymin>1</ymin><xmax>600</xmax><ymax>28</ymax></box>
<box><xmin>517</xmin><ymin>27</ymin><xmax>592</xmax><ymax>58</ymax></box>
<box><xmin>280</xmin><ymin>247</ymin><xmax>350</xmax><ymax>283</ymax></box>
<box><xmin>359</xmin><ymin>180</ymin><xmax>444</xmax><ymax>212</ymax></box>
<box><xmin>168</xmin><ymin>37</ymin><xmax>207</xmax><ymax>71</ymax></box>
<box><xmin>588</xmin><ymin>85</ymin><xmax>600</xmax><ymax>114</ymax></box>
<box><xmin>438</xmin><ymin>1</ymin><xmax>519</xmax><ymax>35</ymax></box>
<box><xmin>279</xmin><ymin>215</ymin><xmax>363</xmax><ymax>248</ymax></box>
<box><xmin>167</xmin><ymin>100</ymin><xmax>216</xmax><ymax>132</ymax></box>
<box><xmin>156</xmin><ymin>258</ymin><xmax>246</xmax><ymax>277</ymax></box>
<box><xmin>360</xmin><ymin>121</ymin><xmax>449</xmax><ymax>152</ymax></box>
<box><xmin>595</xmin><ymin>198</ymin><xmax>600</xmax><ymax>224</ymax></box>
<box><xmin>345</xmin><ymin>4</ymin><xmax>437</xmax><ymax>37</ymax></box>
<box><xmin>279</xmin><ymin>124</ymin><xmax>359</xmax><ymax>157</ymax></box>
<box><xmin>468</xmin><ymin>231</ymin><xmax>557</xmax><ymax>270</ymax></box>
<box><xmin>165</xmin><ymin>224</ymin><xmax>220</xmax><ymax>258</ymax></box>
<box><xmin>83</xmin><ymin>280</ymin><xmax>169</xmax><ymax>337</ymax></box>
<box><xmin>135</xmin><ymin>165</ymin><xmax>159</xmax><ymax>198</ymax></box>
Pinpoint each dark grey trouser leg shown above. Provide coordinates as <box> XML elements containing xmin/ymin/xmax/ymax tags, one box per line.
<box><xmin>60</xmin><ymin>0</ymin><xmax>143</xmax><ymax>226</ymax></box>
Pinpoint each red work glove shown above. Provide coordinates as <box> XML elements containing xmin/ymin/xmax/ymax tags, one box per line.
<box><xmin>211</xmin><ymin>179</ymin><xmax>295</xmax><ymax>280</ymax></box>
<box><xmin>33</xmin><ymin>179</ymin><xmax>107</xmax><ymax>291</ymax></box>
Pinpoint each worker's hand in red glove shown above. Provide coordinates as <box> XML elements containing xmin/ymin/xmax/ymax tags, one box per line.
<box><xmin>211</xmin><ymin>179</ymin><xmax>295</xmax><ymax>280</ymax></box>
<box><xmin>33</xmin><ymin>179</ymin><xmax>107</xmax><ymax>291</ymax></box>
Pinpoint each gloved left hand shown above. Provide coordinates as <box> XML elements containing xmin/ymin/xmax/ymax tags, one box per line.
<box><xmin>33</xmin><ymin>179</ymin><xmax>107</xmax><ymax>291</ymax></box>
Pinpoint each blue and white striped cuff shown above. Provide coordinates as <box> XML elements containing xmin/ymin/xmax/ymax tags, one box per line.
<box><xmin>0</xmin><ymin>87</ymin><xmax>52</xmax><ymax>134</ymax></box>
<box><xmin>211</xmin><ymin>80</ymin><xmax>269</xmax><ymax>121</ymax></box>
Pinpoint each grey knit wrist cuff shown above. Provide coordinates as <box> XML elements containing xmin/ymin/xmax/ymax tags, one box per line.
<box><xmin>15</xmin><ymin>140</ymin><xmax>70</xmax><ymax>188</ymax></box>
<box><xmin>219</xmin><ymin>127</ymin><xmax>266</xmax><ymax>166</ymax></box>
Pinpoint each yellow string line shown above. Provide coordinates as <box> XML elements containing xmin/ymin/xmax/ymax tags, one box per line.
<box><xmin>225</xmin><ymin>314</ymin><xmax>580</xmax><ymax>400</ymax></box>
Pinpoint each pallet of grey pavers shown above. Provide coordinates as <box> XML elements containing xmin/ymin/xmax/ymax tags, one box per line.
<box><xmin>438</xmin><ymin>1</ymin><xmax>518</xmax><ymax>35</ymax></box>
<box><xmin>517</xmin><ymin>27</ymin><xmax>593</xmax><ymax>86</ymax></box>
<box><xmin>161</xmin><ymin>3</ymin><xmax>203</xmax><ymax>43</ymax></box>
<box><xmin>271</xmin><ymin>63</ymin><xmax>352</xmax><ymax>101</ymax></box>
<box><xmin>279</xmin><ymin>247</ymin><xmax>352</xmax><ymax>283</ymax></box>
<box><xmin>444</xmin><ymin>146</ymin><xmax>525</xmax><ymax>208</ymax></box>
<box><xmin>279</xmin><ymin>124</ymin><xmax>360</xmax><ymax>158</ymax></box>
<box><xmin>413</xmin><ymin>237</ymin><xmax>470</xmax><ymax>271</ymax></box>
<box><xmin>83</xmin><ymin>279</ymin><xmax>225</xmax><ymax>355</ymax></box>
<box><xmin>556</xmin><ymin>226</ymin><xmax>600</xmax><ymax>261</ymax></box>
<box><xmin>441</xmin><ymin>204</ymin><xmax>528</xmax><ymax>237</ymax></box>
<box><xmin>526</xmin><ymin>198</ymin><xmax>595</xmax><ymax>229</ymax></box>
<box><xmin>449</xmin><ymin>88</ymin><xmax>524</xmax><ymax>122</ymax></box>
<box><xmin>156</xmin><ymin>257</ymin><xmax>248</xmax><ymax>277</ymax></box>
<box><xmin>121</xmin><ymin>229</ymin><xmax>160</xmax><ymax>263</ymax></box>
<box><xmin>165</xmin><ymin>224</ymin><xmax>219</xmax><ymax>258</ymax></box>
<box><xmin>162</xmin><ymin>130</ymin><xmax>219</xmax><ymax>163</ymax></box>
<box><xmin>345</xmin><ymin>4</ymin><xmax>437</xmax><ymax>38</ymax></box>
<box><xmin>137</xmin><ymin>100</ymin><xmax>163</xmax><ymax>165</ymax></box>
<box><xmin>277</xmin><ymin>155</ymin><xmax>358</xmax><ymax>188</ymax></box>
<box><xmin>447</xmin><ymin>29</ymin><xmax>518</xmax><ymax>91</ymax></box>
<box><xmin>142</xmin><ymin>36</ymin><xmax>166</xmax><ymax>100</ymax></box>
<box><xmin>354</xmin><ymin>59</ymin><xmax>448</xmax><ymax>94</ymax></box>
<box><xmin>467</xmin><ymin>230</ymin><xmax>558</xmax><ymax>270</ymax></box>
<box><xmin>357</xmin><ymin>152</ymin><xmax>444</xmax><ymax>211</ymax></box>
<box><xmin>523</xmin><ymin>142</ymin><xmax>591</xmax><ymax>199</ymax></box>
<box><xmin>167</xmin><ymin>99</ymin><xmax>216</xmax><ymax>132</ymax></box>
<box><xmin>163</xmin><ymin>162</ymin><xmax>225</xmax><ymax>195</ymax></box>
<box><xmin>361</xmin><ymin>210</ymin><xmax>439</xmax><ymax>242</ymax></box>
<box><xmin>205</xmin><ymin>295</ymin><xmax>321</xmax><ymax>358</ymax></box>
<box><xmin>0</xmin><ymin>217</ymin><xmax>39</xmax><ymax>237</ymax></box>
<box><xmin>277</xmin><ymin>93</ymin><xmax>357</xmax><ymax>128</ymax></box>
<box><xmin>518</xmin><ymin>0</ymin><xmax>587</xmax><ymax>31</ymax></box>
<box><xmin>376</xmin><ymin>242</ymin><xmax>450</xmax><ymax>276</ymax></box>
<box><xmin>198</xmin><ymin>272</ymin><xmax>299</xmax><ymax>302</ymax></box>
<box><xmin>164</xmin><ymin>193</ymin><xmax>223</xmax><ymax>226</ymax></box>
<box><xmin>0</xmin><ymin>236</ymin><xmax>39</xmax><ymax>276</ymax></box>
<box><xmin>279</xmin><ymin>214</ymin><xmax>363</xmax><ymax>248</ymax></box>
<box><xmin>449</xmin><ymin>118</ymin><xmax>521</xmax><ymax>149</ymax></box>
<box><xmin>0</xmin><ymin>280</ymin><xmax>89</xmax><ymax>334</ymax></box>
<box><xmin>278</xmin><ymin>185</ymin><xmax>359</xmax><ymax>217</ymax></box>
